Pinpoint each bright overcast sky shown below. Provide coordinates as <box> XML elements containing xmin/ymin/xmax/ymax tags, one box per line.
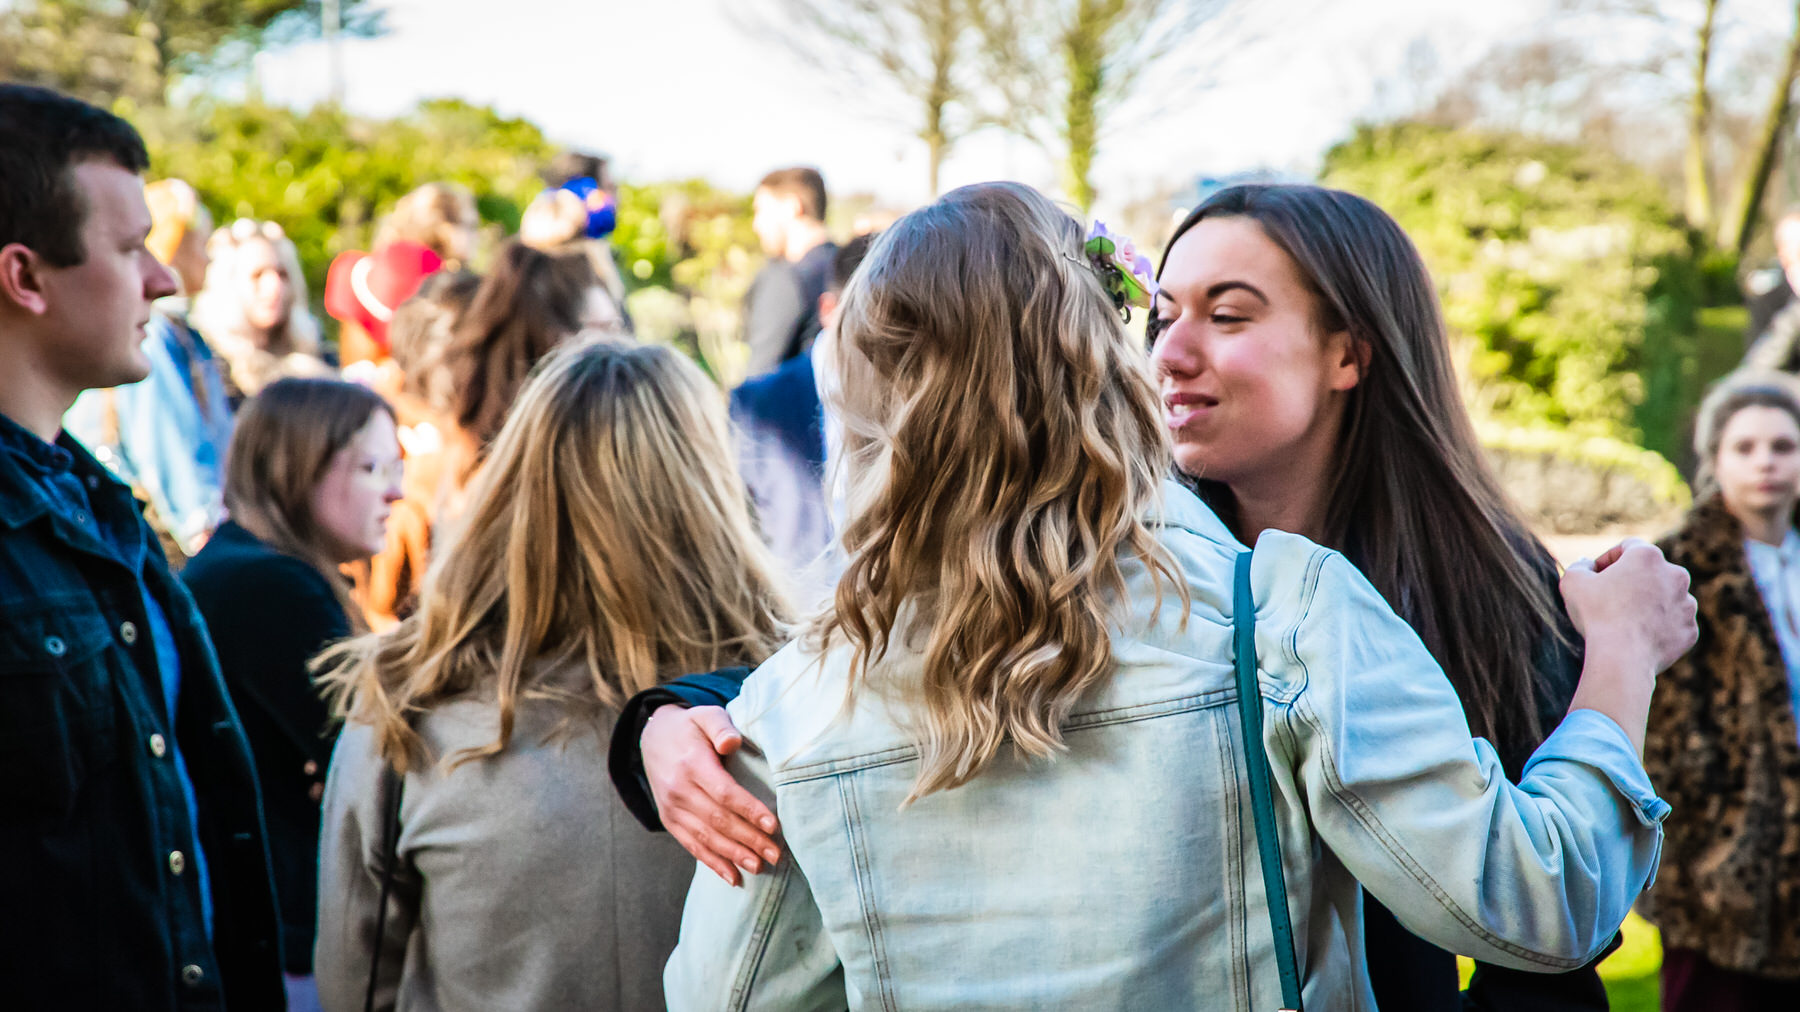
<box><xmin>250</xmin><ymin>0</ymin><xmax>1547</xmax><ymax>216</ymax></box>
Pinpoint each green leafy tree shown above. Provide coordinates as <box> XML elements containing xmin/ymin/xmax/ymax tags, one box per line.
<box><xmin>1323</xmin><ymin>122</ymin><xmax>1705</xmax><ymax>460</ymax></box>
<box><xmin>0</xmin><ymin>0</ymin><xmax>384</xmax><ymax>106</ymax></box>
<box><xmin>136</xmin><ymin>98</ymin><xmax>555</xmax><ymax>301</ymax></box>
<box><xmin>614</xmin><ymin>182</ymin><xmax>762</xmax><ymax>384</ymax></box>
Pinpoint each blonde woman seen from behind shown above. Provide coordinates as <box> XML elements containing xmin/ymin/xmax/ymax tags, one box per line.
<box><xmin>313</xmin><ymin>341</ymin><xmax>792</xmax><ymax>1012</ymax></box>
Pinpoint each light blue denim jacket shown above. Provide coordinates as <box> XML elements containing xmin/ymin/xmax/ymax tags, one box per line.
<box><xmin>666</xmin><ymin>483</ymin><xmax>1668</xmax><ymax>1010</ymax></box>
<box><xmin>65</xmin><ymin>304</ymin><xmax>233</xmax><ymax>553</ymax></box>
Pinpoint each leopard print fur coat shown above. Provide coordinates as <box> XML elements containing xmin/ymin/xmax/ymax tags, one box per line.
<box><xmin>1638</xmin><ymin>493</ymin><xmax>1800</xmax><ymax>977</ymax></box>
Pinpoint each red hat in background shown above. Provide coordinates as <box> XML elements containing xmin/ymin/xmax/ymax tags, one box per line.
<box><xmin>324</xmin><ymin>240</ymin><xmax>444</xmax><ymax>350</ymax></box>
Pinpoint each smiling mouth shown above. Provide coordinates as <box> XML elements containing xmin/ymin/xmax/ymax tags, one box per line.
<box><xmin>1164</xmin><ymin>392</ymin><xmax>1219</xmax><ymax>426</ymax></box>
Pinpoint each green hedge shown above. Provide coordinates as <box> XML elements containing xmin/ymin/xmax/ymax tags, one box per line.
<box><xmin>1323</xmin><ymin>123</ymin><xmax>1709</xmax><ymax>462</ymax></box>
<box><xmin>133</xmin><ymin>97</ymin><xmax>557</xmax><ymax>299</ymax></box>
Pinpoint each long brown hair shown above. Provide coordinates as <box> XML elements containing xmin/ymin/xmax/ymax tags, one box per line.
<box><xmin>225</xmin><ymin>377</ymin><xmax>395</xmax><ymax>630</ymax></box>
<box><xmin>320</xmin><ymin>341</ymin><xmax>792</xmax><ymax>772</ymax></box>
<box><xmin>815</xmin><ymin>182</ymin><xmax>1184</xmax><ymax>802</ymax></box>
<box><xmin>1155</xmin><ymin>184</ymin><xmax>1567</xmax><ymax>761</ymax></box>
<box><xmin>443</xmin><ymin>240</ymin><xmax>593</xmax><ymax>455</ymax></box>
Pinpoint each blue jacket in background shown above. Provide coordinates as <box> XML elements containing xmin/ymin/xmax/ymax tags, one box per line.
<box><xmin>730</xmin><ymin>351</ymin><xmax>831</xmax><ymax>586</ymax></box>
<box><xmin>66</xmin><ymin>303</ymin><xmax>234</xmax><ymax>554</ymax></box>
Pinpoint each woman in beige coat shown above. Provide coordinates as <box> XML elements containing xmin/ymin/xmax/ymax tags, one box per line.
<box><xmin>313</xmin><ymin>340</ymin><xmax>792</xmax><ymax>1011</ymax></box>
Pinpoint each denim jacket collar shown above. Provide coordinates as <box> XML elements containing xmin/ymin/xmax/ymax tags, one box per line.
<box><xmin>0</xmin><ymin>409</ymin><xmax>138</xmax><ymax>534</ymax></box>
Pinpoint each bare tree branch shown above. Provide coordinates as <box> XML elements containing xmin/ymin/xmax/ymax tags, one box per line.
<box><xmin>737</xmin><ymin>0</ymin><xmax>988</xmax><ymax>197</ymax></box>
<box><xmin>973</xmin><ymin>0</ymin><xmax>1243</xmax><ymax>210</ymax></box>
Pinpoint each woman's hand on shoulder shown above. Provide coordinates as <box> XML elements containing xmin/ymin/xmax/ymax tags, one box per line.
<box><xmin>643</xmin><ymin>704</ymin><xmax>784</xmax><ymax>887</ymax></box>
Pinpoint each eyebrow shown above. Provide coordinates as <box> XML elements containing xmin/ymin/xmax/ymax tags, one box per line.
<box><xmin>1155</xmin><ymin>278</ymin><xmax>1274</xmax><ymax>315</ymax></box>
<box><xmin>1205</xmin><ymin>281</ymin><xmax>1269</xmax><ymax>305</ymax></box>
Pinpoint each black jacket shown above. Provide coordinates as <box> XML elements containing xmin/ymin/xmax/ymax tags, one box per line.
<box><xmin>184</xmin><ymin>521</ymin><xmax>350</xmax><ymax>973</ymax></box>
<box><xmin>0</xmin><ymin>421</ymin><xmax>283</xmax><ymax>1010</ymax></box>
<box><xmin>742</xmin><ymin>241</ymin><xmax>838</xmax><ymax>377</ymax></box>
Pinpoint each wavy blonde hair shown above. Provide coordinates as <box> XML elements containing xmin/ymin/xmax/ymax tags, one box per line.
<box><xmin>817</xmin><ymin>182</ymin><xmax>1184</xmax><ymax>801</ymax></box>
<box><xmin>321</xmin><ymin>341</ymin><xmax>793</xmax><ymax>771</ymax></box>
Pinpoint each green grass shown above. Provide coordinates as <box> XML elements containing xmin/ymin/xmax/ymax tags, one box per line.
<box><xmin>1458</xmin><ymin>911</ymin><xmax>1661</xmax><ymax>1010</ymax></box>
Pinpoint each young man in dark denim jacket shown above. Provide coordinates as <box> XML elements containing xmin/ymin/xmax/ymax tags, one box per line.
<box><xmin>0</xmin><ymin>85</ymin><xmax>283</xmax><ymax>1010</ymax></box>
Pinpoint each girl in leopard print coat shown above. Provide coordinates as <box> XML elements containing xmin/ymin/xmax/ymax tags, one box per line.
<box><xmin>1641</xmin><ymin>375</ymin><xmax>1800</xmax><ymax>1009</ymax></box>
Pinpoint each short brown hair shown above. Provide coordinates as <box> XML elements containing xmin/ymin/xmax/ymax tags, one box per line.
<box><xmin>757</xmin><ymin>167</ymin><xmax>827</xmax><ymax>223</ymax></box>
<box><xmin>0</xmin><ymin>84</ymin><xmax>149</xmax><ymax>267</ymax></box>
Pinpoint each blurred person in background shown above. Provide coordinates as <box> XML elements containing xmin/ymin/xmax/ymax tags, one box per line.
<box><xmin>65</xmin><ymin>177</ymin><xmax>233</xmax><ymax>565</ymax></box>
<box><xmin>326</xmin><ymin>181</ymin><xmax>475</xmax><ymax>368</ymax></box>
<box><xmin>192</xmin><ymin>216</ymin><xmax>328</xmax><ymax>402</ymax></box>
<box><xmin>314</xmin><ymin>340</ymin><xmax>791</xmax><ymax>1012</ymax></box>
<box><xmin>182</xmin><ymin>377</ymin><xmax>402</xmax><ymax>1012</ymax></box>
<box><xmin>438</xmin><ymin>240</ymin><xmax>599</xmax><ymax>516</ymax></box>
<box><xmin>1640</xmin><ymin>373</ymin><xmax>1800</xmax><ymax>1010</ymax></box>
<box><xmin>353</xmin><ymin>269</ymin><xmax>482</xmax><ymax>630</ymax></box>
<box><xmin>730</xmin><ymin>232</ymin><xmax>874</xmax><ymax>593</ymax></box>
<box><xmin>1746</xmin><ymin>208</ymin><xmax>1800</xmax><ymax>352</ymax></box>
<box><xmin>377</xmin><ymin>181</ymin><xmax>478</xmax><ymax>271</ymax></box>
<box><xmin>525</xmin><ymin>149</ymin><xmax>631</xmax><ymax>332</ymax></box>
<box><xmin>743</xmin><ymin>166</ymin><xmax>836</xmax><ymax>377</ymax></box>
<box><xmin>0</xmin><ymin>82</ymin><xmax>281</xmax><ymax>1010</ymax></box>
<box><xmin>323</xmin><ymin>239</ymin><xmax>443</xmax><ymax>372</ymax></box>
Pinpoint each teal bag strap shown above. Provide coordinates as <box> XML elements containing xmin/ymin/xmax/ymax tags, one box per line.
<box><xmin>1234</xmin><ymin>549</ymin><xmax>1305</xmax><ymax>1012</ymax></box>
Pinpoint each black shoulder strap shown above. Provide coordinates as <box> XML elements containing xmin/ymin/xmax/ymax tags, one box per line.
<box><xmin>365</xmin><ymin>764</ymin><xmax>405</xmax><ymax>1012</ymax></box>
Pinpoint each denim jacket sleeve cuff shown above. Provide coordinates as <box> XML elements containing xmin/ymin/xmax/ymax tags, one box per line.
<box><xmin>1523</xmin><ymin>708</ymin><xmax>1671</xmax><ymax>828</ymax></box>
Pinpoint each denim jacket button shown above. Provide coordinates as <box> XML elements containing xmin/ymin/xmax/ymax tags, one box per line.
<box><xmin>43</xmin><ymin>635</ymin><xmax>66</xmax><ymax>657</ymax></box>
<box><xmin>148</xmin><ymin>734</ymin><xmax>167</xmax><ymax>758</ymax></box>
<box><xmin>118</xmin><ymin>621</ymin><xmax>138</xmax><ymax>646</ymax></box>
<box><xmin>180</xmin><ymin>964</ymin><xmax>204</xmax><ymax>987</ymax></box>
<box><xmin>167</xmin><ymin>850</ymin><xmax>185</xmax><ymax>876</ymax></box>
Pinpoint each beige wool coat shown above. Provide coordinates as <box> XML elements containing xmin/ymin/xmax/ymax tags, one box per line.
<box><xmin>315</xmin><ymin>663</ymin><xmax>697</xmax><ymax>1010</ymax></box>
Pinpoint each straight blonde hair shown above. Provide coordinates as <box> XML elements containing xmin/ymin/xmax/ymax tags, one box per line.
<box><xmin>320</xmin><ymin>341</ymin><xmax>792</xmax><ymax>771</ymax></box>
<box><xmin>816</xmin><ymin>182</ymin><xmax>1184</xmax><ymax>802</ymax></box>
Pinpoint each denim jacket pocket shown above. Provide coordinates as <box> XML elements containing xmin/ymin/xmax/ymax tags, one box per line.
<box><xmin>0</xmin><ymin>605</ymin><xmax>116</xmax><ymax>819</ymax></box>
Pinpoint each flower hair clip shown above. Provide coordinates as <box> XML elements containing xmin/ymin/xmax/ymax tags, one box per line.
<box><xmin>1079</xmin><ymin>220</ymin><xmax>1158</xmax><ymax>321</ymax></box>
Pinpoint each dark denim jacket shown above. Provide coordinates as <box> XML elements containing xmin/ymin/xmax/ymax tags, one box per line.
<box><xmin>0</xmin><ymin>416</ymin><xmax>283</xmax><ymax>1010</ymax></box>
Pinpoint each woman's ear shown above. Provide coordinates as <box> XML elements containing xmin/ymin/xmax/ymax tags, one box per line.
<box><xmin>1326</xmin><ymin>330</ymin><xmax>1368</xmax><ymax>392</ymax></box>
